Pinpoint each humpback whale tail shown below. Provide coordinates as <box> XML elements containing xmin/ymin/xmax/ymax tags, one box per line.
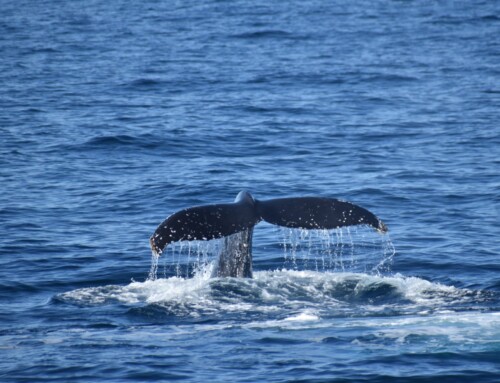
<box><xmin>149</xmin><ymin>191</ymin><xmax>387</xmax><ymax>256</ymax></box>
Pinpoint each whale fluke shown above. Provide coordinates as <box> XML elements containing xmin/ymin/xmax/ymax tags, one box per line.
<box><xmin>150</xmin><ymin>191</ymin><xmax>387</xmax><ymax>261</ymax></box>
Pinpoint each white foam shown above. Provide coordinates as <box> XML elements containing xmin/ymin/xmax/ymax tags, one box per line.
<box><xmin>59</xmin><ymin>268</ymin><xmax>483</xmax><ymax>317</ymax></box>
<box><xmin>56</xmin><ymin>269</ymin><xmax>500</xmax><ymax>349</ymax></box>
<box><xmin>284</xmin><ymin>311</ymin><xmax>320</xmax><ymax>322</ymax></box>
<box><xmin>346</xmin><ymin>312</ymin><xmax>500</xmax><ymax>347</ymax></box>
<box><xmin>60</xmin><ymin>264</ymin><xmax>214</xmax><ymax>305</ymax></box>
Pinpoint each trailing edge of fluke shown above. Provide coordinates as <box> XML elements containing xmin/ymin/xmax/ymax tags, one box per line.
<box><xmin>149</xmin><ymin>191</ymin><xmax>387</xmax><ymax>256</ymax></box>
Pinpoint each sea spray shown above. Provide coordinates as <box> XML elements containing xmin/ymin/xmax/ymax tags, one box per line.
<box><xmin>372</xmin><ymin>233</ymin><xmax>396</xmax><ymax>275</ymax></box>
<box><xmin>148</xmin><ymin>250</ymin><xmax>160</xmax><ymax>281</ymax></box>
<box><xmin>147</xmin><ymin>239</ymin><xmax>223</xmax><ymax>280</ymax></box>
<box><xmin>59</xmin><ymin>270</ymin><xmax>490</xmax><ymax>318</ymax></box>
<box><xmin>279</xmin><ymin>226</ymin><xmax>393</xmax><ymax>274</ymax></box>
<box><xmin>148</xmin><ymin>226</ymin><xmax>394</xmax><ymax>281</ymax></box>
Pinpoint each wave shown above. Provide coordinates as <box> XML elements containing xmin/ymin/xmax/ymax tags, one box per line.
<box><xmin>53</xmin><ymin>269</ymin><xmax>500</xmax><ymax>353</ymax></box>
<box><xmin>55</xmin><ymin>269</ymin><xmax>495</xmax><ymax>320</ymax></box>
<box><xmin>230</xmin><ymin>30</ymin><xmax>303</xmax><ymax>40</ymax></box>
<box><xmin>78</xmin><ymin>133</ymin><xmax>163</xmax><ymax>150</ymax></box>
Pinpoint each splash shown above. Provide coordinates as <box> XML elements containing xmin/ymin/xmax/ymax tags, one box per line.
<box><xmin>372</xmin><ymin>232</ymin><xmax>396</xmax><ymax>274</ymax></box>
<box><xmin>147</xmin><ymin>226</ymin><xmax>395</xmax><ymax>280</ymax></box>
<box><xmin>58</xmin><ymin>269</ymin><xmax>491</xmax><ymax>318</ymax></box>
<box><xmin>147</xmin><ymin>239</ymin><xmax>224</xmax><ymax>281</ymax></box>
<box><xmin>279</xmin><ymin>226</ymin><xmax>395</xmax><ymax>274</ymax></box>
<box><xmin>147</xmin><ymin>250</ymin><xmax>160</xmax><ymax>281</ymax></box>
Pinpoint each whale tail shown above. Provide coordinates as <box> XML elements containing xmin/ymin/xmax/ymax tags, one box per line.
<box><xmin>150</xmin><ymin>191</ymin><xmax>387</xmax><ymax>256</ymax></box>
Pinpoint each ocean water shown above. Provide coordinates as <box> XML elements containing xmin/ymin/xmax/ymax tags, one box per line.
<box><xmin>1</xmin><ymin>0</ymin><xmax>499</xmax><ymax>382</ymax></box>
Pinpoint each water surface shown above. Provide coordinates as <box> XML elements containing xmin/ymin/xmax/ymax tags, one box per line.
<box><xmin>1</xmin><ymin>0</ymin><xmax>499</xmax><ymax>382</ymax></box>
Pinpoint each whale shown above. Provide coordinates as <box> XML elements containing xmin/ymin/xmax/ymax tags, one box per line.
<box><xmin>150</xmin><ymin>191</ymin><xmax>387</xmax><ymax>278</ymax></box>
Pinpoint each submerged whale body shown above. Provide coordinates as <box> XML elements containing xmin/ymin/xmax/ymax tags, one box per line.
<box><xmin>150</xmin><ymin>191</ymin><xmax>387</xmax><ymax>278</ymax></box>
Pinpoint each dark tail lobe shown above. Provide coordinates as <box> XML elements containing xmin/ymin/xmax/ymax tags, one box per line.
<box><xmin>256</xmin><ymin>197</ymin><xmax>387</xmax><ymax>233</ymax></box>
<box><xmin>150</xmin><ymin>199</ymin><xmax>261</xmax><ymax>255</ymax></box>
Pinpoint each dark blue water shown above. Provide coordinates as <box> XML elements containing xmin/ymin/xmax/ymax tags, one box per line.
<box><xmin>1</xmin><ymin>1</ymin><xmax>499</xmax><ymax>381</ymax></box>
